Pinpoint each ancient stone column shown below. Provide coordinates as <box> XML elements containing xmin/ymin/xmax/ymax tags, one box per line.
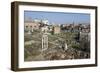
<box><xmin>42</xmin><ymin>33</ymin><xmax>48</xmax><ymax>51</ymax></box>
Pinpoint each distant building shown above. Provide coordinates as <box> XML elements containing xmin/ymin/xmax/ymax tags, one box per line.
<box><xmin>24</xmin><ymin>21</ymin><xmax>40</xmax><ymax>32</ymax></box>
<box><xmin>53</xmin><ymin>25</ymin><xmax>61</xmax><ymax>34</ymax></box>
<box><xmin>33</xmin><ymin>19</ymin><xmax>41</xmax><ymax>23</ymax></box>
<box><xmin>42</xmin><ymin>20</ymin><xmax>49</xmax><ymax>25</ymax></box>
<box><xmin>60</xmin><ymin>22</ymin><xmax>90</xmax><ymax>33</ymax></box>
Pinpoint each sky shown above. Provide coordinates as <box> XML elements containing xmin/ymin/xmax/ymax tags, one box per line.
<box><xmin>24</xmin><ymin>11</ymin><xmax>90</xmax><ymax>24</ymax></box>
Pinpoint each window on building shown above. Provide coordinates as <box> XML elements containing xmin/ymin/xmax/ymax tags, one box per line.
<box><xmin>26</xmin><ymin>26</ymin><xmax>28</xmax><ymax>28</ymax></box>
